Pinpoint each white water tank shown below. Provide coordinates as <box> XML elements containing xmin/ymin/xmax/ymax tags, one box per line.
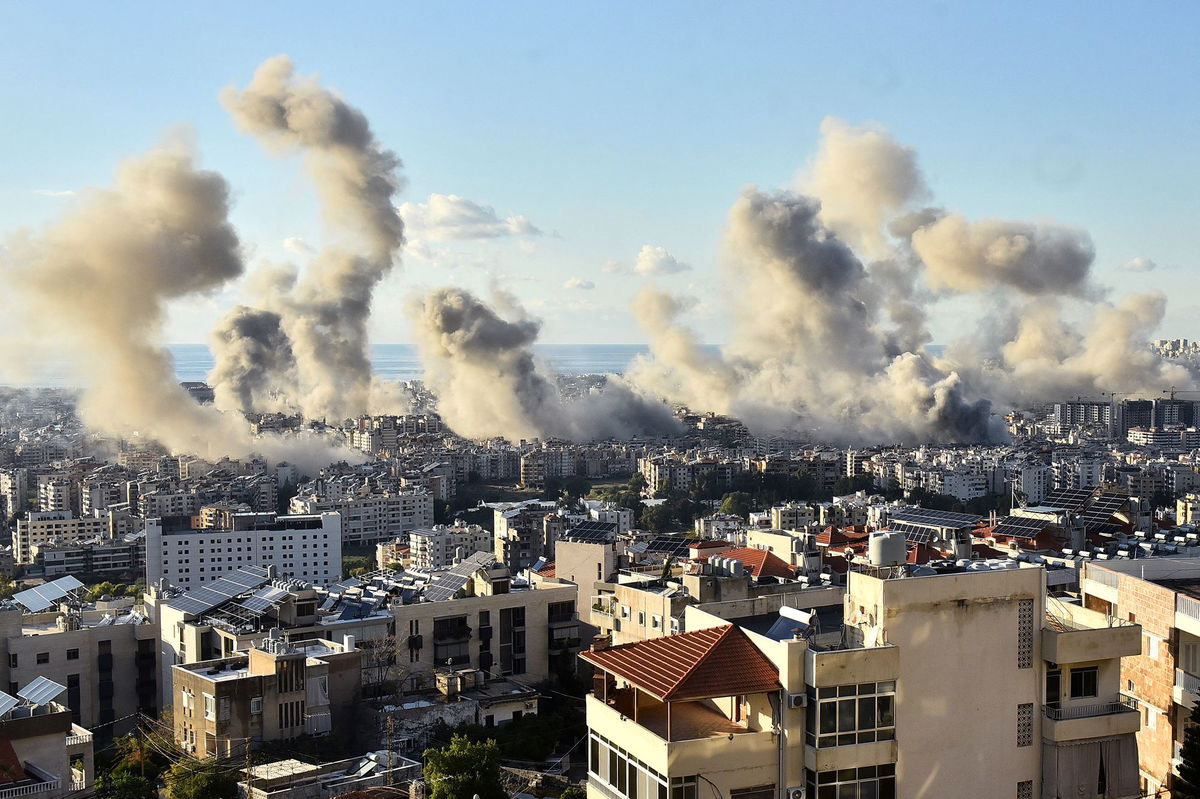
<box><xmin>869</xmin><ymin>532</ymin><xmax>906</xmax><ymax>567</ymax></box>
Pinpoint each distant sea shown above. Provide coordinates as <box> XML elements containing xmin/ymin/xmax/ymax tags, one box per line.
<box><xmin>173</xmin><ymin>343</ymin><xmax>652</xmax><ymax>383</ymax></box>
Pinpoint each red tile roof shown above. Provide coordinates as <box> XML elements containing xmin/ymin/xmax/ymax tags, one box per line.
<box><xmin>581</xmin><ymin>625</ymin><xmax>780</xmax><ymax>701</ymax></box>
<box><xmin>708</xmin><ymin>547</ymin><xmax>795</xmax><ymax>579</ymax></box>
<box><xmin>533</xmin><ymin>561</ymin><xmax>556</xmax><ymax>578</ymax></box>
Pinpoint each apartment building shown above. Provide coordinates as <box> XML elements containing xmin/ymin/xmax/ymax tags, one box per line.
<box><xmin>289</xmin><ymin>490</ymin><xmax>434</xmax><ymax>546</ymax></box>
<box><xmin>407</xmin><ymin>524</ymin><xmax>491</xmax><ymax>571</ymax></box>
<box><xmin>172</xmin><ymin>633</ymin><xmax>360</xmax><ymax>757</ymax></box>
<box><xmin>493</xmin><ymin>500</ymin><xmax>559</xmax><ymax>572</ymax></box>
<box><xmin>32</xmin><ymin>535</ymin><xmax>144</xmax><ymax>577</ymax></box>
<box><xmin>1179</xmin><ymin>494</ymin><xmax>1200</xmax><ymax>526</ymax></box>
<box><xmin>1081</xmin><ymin>559</ymin><xmax>1200</xmax><ymax>796</ymax></box>
<box><xmin>771</xmin><ymin>503</ymin><xmax>817</xmax><ymax>531</ymax></box>
<box><xmin>584</xmin><ymin>558</ymin><xmax>1143</xmax><ymax>799</ymax></box>
<box><xmin>0</xmin><ymin>688</ymin><xmax>95</xmax><ymax>799</ymax></box>
<box><xmin>0</xmin><ymin>594</ymin><xmax>157</xmax><ymax>733</ymax></box>
<box><xmin>146</xmin><ymin>512</ymin><xmax>343</xmax><ymax>589</ymax></box>
<box><xmin>13</xmin><ymin>511</ymin><xmax>108</xmax><ymax>564</ymax></box>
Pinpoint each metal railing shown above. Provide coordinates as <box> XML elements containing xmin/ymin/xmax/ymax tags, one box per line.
<box><xmin>1086</xmin><ymin>567</ymin><xmax>1120</xmax><ymax>589</ymax></box>
<box><xmin>1179</xmin><ymin>594</ymin><xmax>1200</xmax><ymax>623</ymax></box>
<box><xmin>1177</xmin><ymin>669</ymin><xmax>1200</xmax><ymax>695</ymax></box>
<box><xmin>1044</xmin><ymin>698</ymin><xmax>1137</xmax><ymax>720</ymax></box>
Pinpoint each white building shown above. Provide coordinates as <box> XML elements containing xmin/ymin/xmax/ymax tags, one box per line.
<box><xmin>407</xmin><ymin>524</ymin><xmax>492</xmax><ymax>571</ymax></box>
<box><xmin>146</xmin><ymin>512</ymin><xmax>343</xmax><ymax>589</ymax></box>
<box><xmin>289</xmin><ymin>491</ymin><xmax>433</xmax><ymax>546</ymax></box>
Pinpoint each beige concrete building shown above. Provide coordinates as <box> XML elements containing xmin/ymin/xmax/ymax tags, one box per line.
<box><xmin>0</xmin><ymin>694</ymin><xmax>95</xmax><ymax>798</ymax></box>
<box><xmin>0</xmin><ymin>599</ymin><xmax>158</xmax><ymax>734</ymax></box>
<box><xmin>1081</xmin><ymin>559</ymin><xmax>1200</xmax><ymax>796</ymax></box>
<box><xmin>289</xmin><ymin>490</ymin><xmax>434</xmax><ymax>546</ymax></box>
<box><xmin>584</xmin><ymin>560</ymin><xmax>1143</xmax><ymax>799</ymax></box>
<box><xmin>407</xmin><ymin>524</ymin><xmax>491</xmax><ymax>571</ymax></box>
<box><xmin>172</xmin><ymin>634</ymin><xmax>360</xmax><ymax>757</ymax></box>
<box><xmin>1177</xmin><ymin>493</ymin><xmax>1200</xmax><ymax>526</ymax></box>
<box><xmin>13</xmin><ymin>511</ymin><xmax>107</xmax><ymax>564</ymax></box>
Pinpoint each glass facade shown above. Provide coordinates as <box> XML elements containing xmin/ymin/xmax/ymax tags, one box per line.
<box><xmin>806</xmin><ymin>681</ymin><xmax>896</xmax><ymax>748</ymax></box>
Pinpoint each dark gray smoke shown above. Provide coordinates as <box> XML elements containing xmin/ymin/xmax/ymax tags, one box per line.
<box><xmin>208</xmin><ymin>305</ymin><xmax>298</xmax><ymax>413</ymax></box>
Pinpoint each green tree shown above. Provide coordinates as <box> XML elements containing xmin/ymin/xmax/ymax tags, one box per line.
<box><xmin>424</xmin><ymin>734</ymin><xmax>507</xmax><ymax>799</ymax></box>
<box><xmin>163</xmin><ymin>758</ymin><xmax>238</xmax><ymax>799</ymax></box>
<box><xmin>640</xmin><ymin>504</ymin><xmax>673</xmax><ymax>534</ymax></box>
<box><xmin>1178</xmin><ymin>703</ymin><xmax>1200</xmax><ymax>798</ymax></box>
<box><xmin>560</xmin><ymin>787</ymin><xmax>587</xmax><ymax>799</ymax></box>
<box><xmin>719</xmin><ymin>491</ymin><xmax>753</xmax><ymax>520</ymax></box>
<box><xmin>95</xmin><ymin>771</ymin><xmax>157</xmax><ymax>799</ymax></box>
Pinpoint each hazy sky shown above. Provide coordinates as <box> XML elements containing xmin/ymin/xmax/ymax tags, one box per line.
<box><xmin>1</xmin><ymin>1</ymin><xmax>1196</xmax><ymax>345</ymax></box>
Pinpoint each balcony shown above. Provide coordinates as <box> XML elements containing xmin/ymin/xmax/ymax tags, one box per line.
<box><xmin>585</xmin><ymin>695</ymin><xmax>778</xmax><ymax>778</ymax></box>
<box><xmin>1043</xmin><ymin>698</ymin><xmax>1139</xmax><ymax>742</ymax></box>
<box><xmin>1174</xmin><ymin>669</ymin><xmax>1200</xmax><ymax>709</ymax></box>
<box><xmin>0</xmin><ymin>765</ymin><xmax>61</xmax><ymax>798</ymax></box>
<box><xmin>65</xmin><ymin>725</ymin><xmax>92</xmax><ymax>748</ymax></box>
<box><xmin>805</xmin><ymin>635</ymin><xmax>899</xmax><ymax>687</ymax></box>
<box><xmin>1042</xmin><ymin>605</ymin><xmax>1141</xmax><ymax>664</ymax></box>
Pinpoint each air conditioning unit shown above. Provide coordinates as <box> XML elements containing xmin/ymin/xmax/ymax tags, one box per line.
<box><xmin>787</xmin><ymin>693</ymin><xmax>807</xmax><ymax>709</ymax></box>
<box><xmin>787</xmin><ymin>787</ymin><xmax>805</xmax><ymax>799</ymax></box>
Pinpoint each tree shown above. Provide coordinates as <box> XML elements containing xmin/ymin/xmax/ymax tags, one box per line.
<box><xmin>163</xmin><ymin>758</ymin><xmax>238</xmax><ymax>799</ymax></box>
<box><xmin>424</xmin><ymin>734</ymin><xmax>507</xmax><ymax>799</ymax></box>
<box><xmin>1178</xmin><ymin>702</ymin><xmax>1200</xmax><ymax>798</ymax></box>
<box><xmin>96</xmin><ymin>771</ymin><xmax>157</xmax><ymax>799</ymax></box>
<box><xmin>560</xmin><ymin>787</ymin><xmax>586</xmax><ymax>799</ymax></box>
<box><xmin>640</xmin><ymin>504</ymin><xmax>673</xmax><ymax>534</ymax></box>
<box><xmin>719</xmin><ymin>491</ymin><xmax>753</xmax><ymax>520</ymax></box>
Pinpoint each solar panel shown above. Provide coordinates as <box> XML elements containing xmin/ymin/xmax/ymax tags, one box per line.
<box><xmin>1044</xmin><ymin>488</ymin><xmax>1095</xmax><ymax>511</ymax></box>
<box><xmin>168</xmin><ymin>566</ymin><xmax>272</xmax><ymax>616</ymax></box>
<box><xmin>888</xmin><ymin>508</ymin><xmax>982</xmax><ymax>528</ymax></box>
<box><xmin>423</xmin><ymin>551</ymin><xmax>498</xmax><ymax>602</ymax></box>
<box><xmin>991</xmin><ymin>516</ymin><xmax>1050</xmax><ymax>540</ymax></box>
<box><xmin>0</xmin><ymin>692</ymin><xmax>18</xmax><ymax>718</ymax></box>
<box><xmin>562</xmin><ymin>521</ymin><xmax>618</xmax><ymax>543</ymax></box>
<box><xmin>1081</xmin><ymin>493</ymin><xmax>1129</xmax><ymax>523</ymax></box>
<box><xmin>18</xmin><ymin>676</ymin><xmax>65</xmax><ymax>707</ymax></box>
<box><xmin>889</xmin><ymin>521</ymin><xmax>933</xmax><ymax>545</ymax></box>
<box><xmin>643</xmin><ymin>536</ymin><xmax>702</xmax><ymax>556</ymax></box>
<box><xmin>12</xmin><ymin>575</ymin><xmax>86</xmax><ymax>613</ymax></box>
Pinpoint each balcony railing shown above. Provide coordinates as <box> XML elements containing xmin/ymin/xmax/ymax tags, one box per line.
<box><xmin>1179</xmin><ymin>594</ymin><xmax>1200</xmax><ymax>622</ymax></box>
<box><xmin>66</xmin><ymin>725</ymin><xmax>92</xmax><ymax>747</ymax></box>
<box><xmin>1044</xmin><ymin>698</ymin><xmax>1137</xmax><ymax>720</ymax></box>
<box><xmin>0</xmin><ymin>780</ymin><xmax>59</xmax><ymax>799</ymax></box>
<box><xmin>1178</xmin><ymin>669</ymin><xmax>1200</xmax><ymax>696</ymax></box>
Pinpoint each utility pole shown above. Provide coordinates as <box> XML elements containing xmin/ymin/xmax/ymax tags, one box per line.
<box><xmin>386</xmin><ymin>714</ymin><xmax>395</xmax><ymax>786</ymax></box>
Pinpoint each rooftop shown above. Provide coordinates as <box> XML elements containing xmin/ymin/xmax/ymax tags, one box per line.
<box><xmin>582</xmin><ymin>625</ymin><xmax>780</xmax><ymax>701</ymax></box>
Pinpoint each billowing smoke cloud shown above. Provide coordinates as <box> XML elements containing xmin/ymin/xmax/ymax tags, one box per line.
<box><xmin>0</xmin><ymin>144</ymin><xmax>353</xmax><ymax>472</ymax></box>
<box><xmin>629</xmin><ymin>118</ymin><xmax>1193</xmax><ymax>443</ymax></box>
<box><xmin>220</xmin><ymin>55</ymin><xmax>407</xmax><ymax>420</ymax></box>
<box><xmin>911</xmin><ymin>214</ymin><xmax>1095</xmax><ymax>297</ymax></box>
<box><xmin>208</xmin><ymin>306</ymin><xmax>298</xmax><ymax>413</ymax></box>
<box><xmin>412</xmin><ymin>288</ymin><xmax>680</xmax><ymax>441</ymax></box>
<box><xmin>805</xmin><ymin>117</ymin><xmax>927</xmax><ymax>259</ymax></box>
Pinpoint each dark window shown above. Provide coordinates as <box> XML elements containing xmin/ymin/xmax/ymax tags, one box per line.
<box><xmin>36</xmin><ymin>653</ymin><xmax>48</xmax><ymax>665</ymax></box>
<box><xmin>1071</xmin><ymin>666</ymin><xmax>1098</xmax><ymax>699</ymax></box>
<box><xmin>7</xmin><ymin>655</ymin><xmax>15</xmax><ymax>669</ymax></box>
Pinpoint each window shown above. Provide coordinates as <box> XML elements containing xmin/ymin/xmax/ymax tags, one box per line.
<box><xmin>805</xmin><ymin>765</ymin><xmax>895</xmax><ymax>799</ymax></box>
<box><xmin>36</xmin><ymin>653</ymin><xmax>48</xmax><ymax>665</ymax></box>
<box><xmin>7</xmin><ymin>654</ymin><xmax>15</xmax><ymax>669</ymax></box>
<box><xmin>1070</xmin><ymin>666</ymin><xmax>1098</xmax><ymax>699</ymax></box>
<box><xmin>637</xmin><ymin>611</ymin><xmax>646</xmax><ymax>626</ymax></box>
<box><xmin>806</xmin><ymin>681</ymin><xmax>896</xmax><ymax>748</ymax></box>
<box><xmin>590</xmin><ymin>731</ymin><xmax>669</xmax><ymax>799</ymax></box>
<box><xmin>203</xmin><ymin>693</ymin><xmax>216</xmax><ymax>721</ymax></box>
<box><xmin>250</xmin><ymin>697</ymin><xmax>263</xmax><ymax>715</ymax></box>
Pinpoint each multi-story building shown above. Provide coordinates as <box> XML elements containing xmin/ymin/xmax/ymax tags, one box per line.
<box><xmin>1127</xmin><ymin>428</ymin><xmax>1200</xmax><ymax>449</ymax></box>
<box><xmin>1080</xmin><ymin>559</ymin><xmax>1200</xmax><ymax>796</ymax></box>
<box><xmin>289</xmin><ymin>491</ymin><xmax>433</xmax><ymax>546</ymax></box>
<box><xmin>406</xmin><ymin>524</ymin><xmax>491</xmax><ymax>571</ymax></box>
<box><xmin>1178</xmin><ymin>493</ymin><xmax>1200</xmax><ymax>526</ymax></box>
<box><xmin>583</xmin><ymin>558</ymin><xmax>1144</xmax><ymax>799</ymax></box>
<box><xmin>172</xmin><ymin>633</ymin><xmax>360</xmax><ymax>757</ymax></box>
<box><xmin>0</xmin><ymin>594</ymin><xmax>157</xmax><ymax>733</ymax></box>
<box><xmin>33</xmin><ymin>535</ymin><xmax>145</xmax><ymax>577</ymax></box>
<box><xmin>13</xmin><ymin>511</ymin><xmax>107</xmax><ymax>564</ymax></box>
<box><xmin>0</xmin><ymin>688</ymin><xmax>95</xmax><ymax>798</ymax></box>
<box><xmin>771</xmin><ymin>502</ymin><xmax>817</xmax><ymax>531</ymax></box>
<box><xmin>146</xmin><ymin>512</ymin><xmax>343</xmax><ymax>589</ymax></box>
<box><xmin>493</xmin><ymin>500</ymin><xmax>558</xmax><ymax>572</ymax></box>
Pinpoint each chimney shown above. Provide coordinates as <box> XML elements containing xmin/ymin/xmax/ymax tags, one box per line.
<box><xmin>591</xmin><ymin>634</ymin><xmax>612</xmax><ymax>652</ymax></box>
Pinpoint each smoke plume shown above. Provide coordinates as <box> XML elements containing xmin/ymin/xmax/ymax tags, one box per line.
<box><xmin>412</xmin><ymin>288</ymin><xmax>680</xmax><ymax>441</ymax></box>
<box><xmin>0</xmin><ymin>143</ymin><xmax>353</xmax><ymax>472</ymax></box>
<box><xmin>220</xmin><ymin>55</ymin><xmax>407</xmax><ymax>420</ymax></box>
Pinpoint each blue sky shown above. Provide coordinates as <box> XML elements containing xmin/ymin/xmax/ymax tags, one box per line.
<box><xmin>1</xmin><ymin>1</ymin><xmax>1197</xmax><ymax>344</ymax></box>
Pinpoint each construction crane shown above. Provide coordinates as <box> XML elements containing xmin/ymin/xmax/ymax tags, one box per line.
<box><xmin>1162</xmin><ymin>386</ymin><xmax>1200</xmax><ymax>401</ymax></box>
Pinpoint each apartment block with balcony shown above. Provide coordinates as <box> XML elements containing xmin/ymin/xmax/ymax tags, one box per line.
<box><xmin>1081</xmin><ymin>559</ymin><xmax>1200</xmax><ymax>797</ymax></box>
<box><xmin>584</xmin><ymin>557</ymin><xmax>1144</xmax><ymax>799</ymax></box>
<box><xmin>0</xmin><ymin>690</ymin><xmax>94</xmax><ymax>799</ymax></box>
<box><xmin>171</xmin><ymin>634</ymin><xmax>360</xmax><ymax>758</ymax></box>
